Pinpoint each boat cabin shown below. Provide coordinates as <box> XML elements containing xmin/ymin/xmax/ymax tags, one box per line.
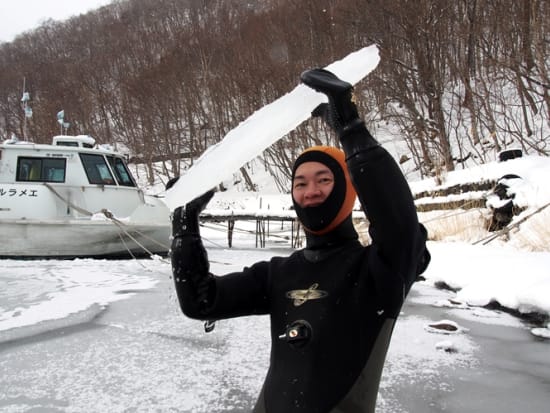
<box><xmin>0</xmin><ymin>135</ymin><xmax>149</xmax><ymax>220</ymax></box>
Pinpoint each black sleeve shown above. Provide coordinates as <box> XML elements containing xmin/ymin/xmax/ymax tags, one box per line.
<box><xmin>341</xmin><ymin>127</ymin><xmax>430</xmax><ymax>300</ymax></box>
<box><xmin>171</xmin><ymin>234</ymin><xmax>213</xmax><ymax>319</ymax></box>
<box><xmin>171</xmin><ymin>234</ymin><xmax>271</xmax><ymax>321</ymax></box>
<box><xmin>207</xmin><ymin>260</ymin><xmax>271</xmax><ymax>320</ymax></box>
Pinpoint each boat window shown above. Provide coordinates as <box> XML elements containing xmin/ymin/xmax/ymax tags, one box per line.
<box><xmin>56</xmin><ymin>141</ymin><xmax>79</xmax><ymax>147</ymax></box>
<box><xmin>79</xmin><ymin>153</ymin><xmax>116</xmax><ymax>185</ymax></box>
<box><xmin>16</xmin><ymin>157</ymin><xmax>66</xmax><ymax>183</ymax></box>
<box><xmin>107</xmin><ymin>156</ymin><xmax>136</xmax><ymax>187</ymax></box>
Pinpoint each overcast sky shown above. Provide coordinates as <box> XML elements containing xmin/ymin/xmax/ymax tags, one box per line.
<box><xmin>0</xmin><ymin>0</ymin><xmax>114</xmax><ymax>43</ymax></box>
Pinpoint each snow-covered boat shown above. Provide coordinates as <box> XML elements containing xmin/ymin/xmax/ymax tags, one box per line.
<box><xmin>0</xmin><ymin>135</ymin><xmax>170</xmax><ymax>258</ymax></box>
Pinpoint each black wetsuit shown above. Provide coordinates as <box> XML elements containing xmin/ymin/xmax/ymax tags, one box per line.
<box><xmin>171</xmin><ymin>127</ymin><xmax>430</xmax><ymax>412</ymax></box>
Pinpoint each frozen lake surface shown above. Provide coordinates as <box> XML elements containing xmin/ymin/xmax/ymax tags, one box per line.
<box><xmin>1</xmin><ymin>235</ymin><xmax>549</xmax><ymax>412</ymax></box>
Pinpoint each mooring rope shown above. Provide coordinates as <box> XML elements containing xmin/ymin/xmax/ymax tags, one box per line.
<box><xmin>472</xmin><ymin>201</ymin><xmax>550</xmax><ymax>245</ymax></box>
<box><xmin>43</xmin><ymin>182</ymin><xmax>169</xmax><ymax>259</ymax></box>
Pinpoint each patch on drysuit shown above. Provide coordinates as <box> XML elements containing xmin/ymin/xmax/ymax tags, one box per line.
<box><xmin>286</xmin><ymin>283</ymin><xmax>328</xmax><ymax>306</ymax></box>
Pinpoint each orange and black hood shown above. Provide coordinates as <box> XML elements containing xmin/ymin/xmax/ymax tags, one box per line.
<box><xmin>291</xmin><ymin>146</ymin><xmax>357</xmax><ymax>236</ymax></box>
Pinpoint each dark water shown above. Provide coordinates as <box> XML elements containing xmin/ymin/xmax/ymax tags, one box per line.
<box><xmin>382</xmin><ymin>286</ymin><xmax>550</xmax><ymax>413</ymax></box>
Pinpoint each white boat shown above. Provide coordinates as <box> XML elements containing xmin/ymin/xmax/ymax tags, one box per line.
<box><xmin>0</xmin><ymin>135</ymin><xmax>171</xmax><ymax>258</ymax></box>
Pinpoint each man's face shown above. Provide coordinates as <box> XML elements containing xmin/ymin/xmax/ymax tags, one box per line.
<box><xmin>292</xmin><ymin>161</ymin><xmax>335</xmax><ymax>208</ymax></box>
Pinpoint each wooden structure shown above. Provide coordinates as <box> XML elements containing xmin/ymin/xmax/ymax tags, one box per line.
<box><xmin>201</xmin><ymin>213</ymin><xmax>303</xmax><ymax>249</ymax></box>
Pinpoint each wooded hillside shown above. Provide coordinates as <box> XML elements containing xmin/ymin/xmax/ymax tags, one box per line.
<box><xmin>1</xmin><ymin>0</ymin><xmax>548</xmax><ymax>189</ymax></box>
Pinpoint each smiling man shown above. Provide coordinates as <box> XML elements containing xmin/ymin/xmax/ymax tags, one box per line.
<box><xmin>169</xmin><ymin>68</ymin><xmax>430</xmax><ymax>412</ymax></box>
<box><xmin>292</xmin><ymin>160</ymin><xmax>335</xmax><ymax>207</ymax></box>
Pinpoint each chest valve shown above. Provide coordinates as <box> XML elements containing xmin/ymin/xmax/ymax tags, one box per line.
<box><xmin>278</xmin><ymin>320</ymin><xmax>313</xmax><ymax>348</ymax></box>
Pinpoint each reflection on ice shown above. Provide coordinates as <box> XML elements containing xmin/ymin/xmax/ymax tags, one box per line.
<box><xmin>0</xmin><ymin>259</ymin><xmax>158</xmax><ymax>344</ymax></box>
<box><xmin>0</xmin><ymin>302</ymin><xmax>104</xmax><ymax>344</ymax></box>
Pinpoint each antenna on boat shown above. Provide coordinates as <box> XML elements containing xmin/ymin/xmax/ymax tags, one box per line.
<box><xmin>56</xmin><ymin>110</ymin><xmax>71</xmax><ymax>134</ymax></box>
<box><xmin>21</xmin><ymin>77</ymin><xmax>32</xmax><ymax>140</ymax></box>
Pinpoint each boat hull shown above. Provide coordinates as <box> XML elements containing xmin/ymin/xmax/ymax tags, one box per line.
<box><xmin>0</xmin><ymin>219</ymin><xmax>171</xmax><ymax>258</ymax></box>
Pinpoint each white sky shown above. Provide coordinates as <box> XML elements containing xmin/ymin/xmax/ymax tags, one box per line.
<box><xmin>0</xmin><ymin>0</ymin><xmax>114</xmax><ymax>42</ymax></box>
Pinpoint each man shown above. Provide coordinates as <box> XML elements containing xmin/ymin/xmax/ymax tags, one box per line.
<box><xmin>169</xmin><ymin>68</ymin><xmax>430</xmax><ymax>412</ymax></box>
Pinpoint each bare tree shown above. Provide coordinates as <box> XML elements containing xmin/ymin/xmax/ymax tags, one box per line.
<box><xmin>0</xmin><ymin>0</ymin><xmax>548</xmax><ymax>186</ymax></box>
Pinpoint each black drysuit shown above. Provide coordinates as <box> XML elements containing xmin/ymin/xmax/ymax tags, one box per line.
<box><xmin>171</xmin><ymin>128</ymin><xmax>430</xmax><ymax>413</ymax></box>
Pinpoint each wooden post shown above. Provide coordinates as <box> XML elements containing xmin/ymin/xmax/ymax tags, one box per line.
<box><xmin>256</xmin><ymin>219</ymin><xmax>266</xmax><ymax>248</ymax></box>
<box><xmin>261</xmin><ymin>219</ymin><xmax>266</xmax><ymax>248</ymax></box>
<box><xmin>255</xmin><ymin>219</ymin><xmax>259</xmax><ymax>248</ymax></box>
<box><xmin>228</xmin><ymin>219</ymin><xmax>235</xmax><ymax>248</ymax></box>
<box><xmin>292</xmin><ymin>219</ymin><xmax>302</xmax><ymax>249</ymax></box>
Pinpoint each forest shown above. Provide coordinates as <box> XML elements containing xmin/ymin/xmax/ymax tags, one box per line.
<box><xmin>0</xmin><ymin>0</ymin><xmax>548</xmax><ymax>190</ymax></box>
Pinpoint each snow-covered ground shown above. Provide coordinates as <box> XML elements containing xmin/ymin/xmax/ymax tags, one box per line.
<box><xmin>1</xmin><ymin>224</ymin><xmax>549</xmax><ymax>412</ymax></box>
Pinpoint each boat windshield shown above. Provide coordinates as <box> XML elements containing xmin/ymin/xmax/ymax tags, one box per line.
<box><xmin>79</xmin><ymin>153</ymin><xmax>117</xmax><ymax>185</ymax></box>
<box><xmin>16</xmin><ymin>157</ymin><xmax>66</xmax><ymax>183</ymax></box>
<box><xmin>107</xmin><ymin>156</ymin><xmax>136</xmax><ymax>187</ymax></box>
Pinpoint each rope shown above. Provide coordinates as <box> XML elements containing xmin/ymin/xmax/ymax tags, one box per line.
<box><xmin>101</xmin><ymin>209</ymin><xmax>170</xmax><ymax>251</ymax></box>
<box><xmin>118</xmin><ymin>231</ymin><xmax>138</xmax><ymax>260</ymax></box>
<box><xmin>43</xmin><ymin>183</ymin><xmax>93</xmax><ymax>216</ymax></box>
<box><xmin>472</xmin><ymin>201</ymin><xmax>550</xmax><ymax>245</ymax></box>
<box><xmin>43</xmin><ymin>183</ymin><xmax>169</xmax><ymax>260</ymax></box>
<box><xmin>101</xmin><ymin>209</ymin><xmax>171</xmax><ymax>263</ymax></box>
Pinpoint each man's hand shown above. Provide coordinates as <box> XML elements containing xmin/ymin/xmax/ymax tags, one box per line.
<box><xmin>185</xmin><ymin>190</ymin><xmax>215</xmax><ymax>218</ymax></box>
<box><xmin>171</xmin><ymin>189</ymin><xmax>215</xmax><ymax>238</ymax></box>
<box><xmin>301</xmin><ymin>68</ymin><xmax>364</xmax><ymax>137</ymax></box>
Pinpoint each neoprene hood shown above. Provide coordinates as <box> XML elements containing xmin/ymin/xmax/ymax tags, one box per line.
<box><xmin>291</xmin><ymin>146</ymin><xmax>356</xmax><ymax>235</ymax></box>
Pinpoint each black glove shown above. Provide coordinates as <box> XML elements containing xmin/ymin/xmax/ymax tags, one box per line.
<box><xmin>169</xmin><ymin>189</ymin><xmax>216</xmax><ymax>316</ymax></box>
<box><xmin>171</xmin><ymin>189</ymin><xmax>215</xmax><ymax>238</ymax></box>
<box><xmin>301</xmin><ymin>68</ymin><xmax>364</xmax><ymax>137</ymax></box>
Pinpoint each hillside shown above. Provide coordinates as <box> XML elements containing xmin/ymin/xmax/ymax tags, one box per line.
<box><xmin>1</xmin><ymin>0</ymin><xmax>548</xmax><ymax>187</ymax></box>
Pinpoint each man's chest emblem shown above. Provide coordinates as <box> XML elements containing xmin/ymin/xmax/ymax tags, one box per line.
<box><xmin>286</xmin><ymin>283</ymin><xmax>329</xmax><ymax>306</ymax></box>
